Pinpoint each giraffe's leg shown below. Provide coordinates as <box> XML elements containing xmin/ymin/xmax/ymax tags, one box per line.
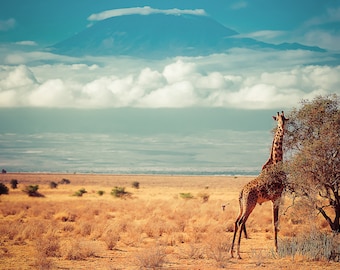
<box><xmin>231</xmin><ymin>194</ymin><xmax>244</xmax><ymax>258</ymax></box>
<box><xmin>231</xmin><ymin>213</ymin><xmax>242</xmax><ymax>257</ymax></box>
<box><xmin>243</xmin><ymin>223</ymin><xmax>248</xmax><ymax>239</ymax></box>
<box><xmin>236</xmin><ymin>203</ymin><xmax>256</xmax><ymax>259</ymax></box>
<box><xmin>272</xmin><ymin>200</ymin><xmax>280</xmax><ymax>252</ymax></box>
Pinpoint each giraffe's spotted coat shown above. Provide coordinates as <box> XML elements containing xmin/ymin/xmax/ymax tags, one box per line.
<box><xmin>230</xmin><ymin>111</ymin><xmax>289</xmax><ymax>259</ymax></box>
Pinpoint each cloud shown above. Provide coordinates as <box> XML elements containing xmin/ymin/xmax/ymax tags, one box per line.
<box><xmin>234</xmin><ymin>30</ymin><xmax>288</xmax><ymax>44</ymax></box>
<box><xmin>0</xmin><ymin>65</ymin><xmax>37</xmax><ymax>89</ymax></box>
<box><xmin>300</xmin><ymin>29</ymin><xmax>340</xmax><ymax>51</ymax></box>
<box><xmin>139</xmin><ymin>81</ymin><xmax>196</xmax><ymax>108</ymax></box>
<box><xmin>296</xmin><ymin>6</ymin><xmax>340</xmax><ymax>51</ymax></box>
<box><xmin>0</xmin><ymin>50</ymin><xmax>339</xmax><ymax>109</ymax></box>
<box><xmin>304</xmin><ymin>7</ymin><xmax>340</xmax><ymax>28</ymax></box>
<box><xmin>88</xmin><ymin>6</ymin><xmax>207</xmax><ymax>21</ymax></box>
<box><xmin>0</xmin><ymin>18</ymin><xmax>16</xmax><ymax>31</ymax></box>
<box><xmin>15</xmin><ymin>41</ymin><xmax>38</xmax><ymax>46</ymax></box>
<box><xmin>1</xmin><ymin>49</ymin><xmax>79</xmax><ymax>65</ymax></box>
<box><xmin>28</xmin><ymin>79</ymin><xmax>74</xmax><ymax>107</ymax></box>
<box><xmin>163</xmin><ymin>60</ymin><xmax>196</xmax><ymax>84</ymax></box>
<box><xmin>230</xmin><ymin>1</ymin><xmax>248</xmax><ymax>10</ymax></box>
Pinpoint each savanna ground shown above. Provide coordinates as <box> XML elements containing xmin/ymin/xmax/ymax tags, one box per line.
<box><xmin>0</xmin><ymin>173</ymin><xmax>339</xmax><ymax>270</ymax></box>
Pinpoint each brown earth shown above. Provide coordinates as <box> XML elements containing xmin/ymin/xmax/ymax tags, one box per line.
<box><xmin>0</xmin><ymin>173</ymin><xmax>338</xmax><ymax>269</ymax></box>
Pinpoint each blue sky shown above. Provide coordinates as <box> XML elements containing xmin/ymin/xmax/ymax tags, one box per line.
<box><xmin>0</xmin><ymin>1</ymin><xmax>339</xmax><ymax>173</ymax></box>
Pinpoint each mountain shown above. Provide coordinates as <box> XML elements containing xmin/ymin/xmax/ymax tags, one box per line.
<box><xmin>50</xmin><ymin>13</ymin><xmax>325</xmax><ymax>58</ymax></box>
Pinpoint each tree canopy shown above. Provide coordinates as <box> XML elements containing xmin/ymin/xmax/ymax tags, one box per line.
<box><xmin>285</xmin><ymin>94</ymin><xmax>340</xmax><ymax>232</ymax></box>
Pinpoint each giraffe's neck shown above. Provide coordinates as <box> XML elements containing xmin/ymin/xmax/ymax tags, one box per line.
<box><xmin>262</xmin><ymin>125</ymin><xmax>284</xmax><ymax>170</ymax></box>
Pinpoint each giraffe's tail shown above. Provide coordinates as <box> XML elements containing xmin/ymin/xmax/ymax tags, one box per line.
<box><xmin>239</xmin><ymin>189</ymin><xmax>243</xmax><ymax>200</ymax></box>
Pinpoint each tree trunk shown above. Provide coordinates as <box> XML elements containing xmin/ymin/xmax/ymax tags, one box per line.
<box><xmin>317</xmin><ymin>206</ymin><xmax>339</xmax><ymax>233</ymax></box>
<box><xmin>334</xmin><ymin>202</ymin><xmax>340</xmax><ymax>233</ymax></box>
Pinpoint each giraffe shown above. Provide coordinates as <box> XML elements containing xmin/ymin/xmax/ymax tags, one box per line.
<box><xmin>230</xmin><ymin>111</ymin><xmax>288</xmax><ymax>259</ymax></box>
<box><xmin>261</xmin><ymin>111</ymin><xmax>288</xmax><ymax>170</ymax></box>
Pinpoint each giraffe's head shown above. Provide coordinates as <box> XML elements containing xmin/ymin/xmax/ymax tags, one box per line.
<box><xmin>272</xmin><ymin>111</ymin><xmax>289</xmax><ymax>130</ymax></box>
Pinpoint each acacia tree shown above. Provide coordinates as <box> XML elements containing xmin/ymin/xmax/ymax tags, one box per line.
<box><xmin>284</xmin><ymin>94</ymin><xmax>340</xmax><ymax>232</ymax></box>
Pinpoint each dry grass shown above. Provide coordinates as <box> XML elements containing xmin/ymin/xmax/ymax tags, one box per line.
<box><xmin>0</xmin><ymin>173</ymin><xmax>338</xmax><ymax>269</ymax></box>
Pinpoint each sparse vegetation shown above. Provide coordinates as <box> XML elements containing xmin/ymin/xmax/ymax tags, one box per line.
<box><xmin>0</xmin><ymin>173</ymin><xmax>337</xmax><ymax>269</ymax></box>
<box><xmin>73</xmin><ymin>188</ymin><xmax>87</xmax><ymax>197</ymax></box>
<box><xmin>49</xmin><ymin>181</ymin><xmax>58</xmax><ymax>189</ymax></box>
<box><xmin>97</xmin><ymin>190</ymin><xmax>105</xmax><ymax>196</ymax></box>
<box><xmin>59</xmin><ymin>178</ymin><xmax>71</xmax><ymax>184</ymax></box>
<box><xmin>0</xmin><ymin>183</ymin><xmax>9</xmax><ymax>195</ymax></box>
<box><xmin>111</xmin><ymin>186</ymin><xmax>129</xmax><ymax>198</ymax></box>
<box><xmin>134</xmin><ymin>245</ymin><xmax>166</xmax><ymax>269</ymax></box>
<box><xmin>10</xmin><ymin>179</ymin><xmax>18</xmax><ymax>189</ymax></box>
<box><xmin>179</xmin><ymin>192</ymin><xmax>194</xmax><ymax>199</ymax></box>
<box><xmin>278</xmin><ymin>230</ymin><xmax>340</xmax><ymax>261</ymax></box>
<box><xmin>132</xmin><ymin>181</ymin><xmax>140</xmax><ymax>189</ymax></box>
<box><xmin>23</xmin><ymin>184</ymin><xmax>43</xmax><ymax>197</ymax></box>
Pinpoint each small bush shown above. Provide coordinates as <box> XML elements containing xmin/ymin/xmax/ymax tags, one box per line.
<box><xmin>102</xmin><ymin>229</ymin><xmax>120</xmax><ymax>250</ymax></box>
<box><xmin>278</xmin><ymin>231</ymin><xmax>340</xmax><ymax>261</ymax></box>
<box><xmin>134</xmin><ymin>245</ymin><xmax>166</xmax><ymax>269</ymax></box>
<box><xmin>49</xmin><ymin>181</ymin><xmax>58</xmax><ymax>189</ymax></box>
<box><xmin>23</xmin><ymin>185</ymin><xmax>43</xmax><ymax>197</ymax></box>
<box><xmin>63</xmin><ymin>240</ymin><xmax>95</xmax><ymax>260</ymax></box>
<box><xmin>35</xmin><ymin>235</ymin><xmax>60</xmax><ymax>257</ymax></box>
<box><xmin>132</xmin><ymin>181</ymin><xmax>140</xmax><ymax>189</ymax></box>
<box><xmin>10</xmin><ymin>179</ymin><xmax>18</xmax><ymax>189</ymax></box>
<box><xmin>97</xmin><ymin>190</ymin><xmax>105</xmax><ymax>196</ymax></box>
<box><xmin>59</xmin><ymin>178</ymin><xmax>70</xmax><ymax>184</ymax></box>
<box><xmin>73</xmin><ymin>188</ymin><xmax>87</xmax><ymax>197</ymax></box>
<box><xmin>0</xmin><ymin>183</ymin><xmax>9</xmax><ymax>195</ymax></box>
<box><xmin>111</xmin><ymin>186</ymin><xmax>129</xmax><ymax>198</ymax></box>
<box><xmin>179</xmin><ymin>192</ymin><xmax>194</xmax><ymax>199</ymax></box>
<box><xmin>206</xmin><ymin>234</ymin><xmax>231</xmax><ymax>267</ymax></box>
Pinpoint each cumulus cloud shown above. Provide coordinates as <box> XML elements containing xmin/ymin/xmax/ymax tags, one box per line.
<box><xmin>0</xmin><ymin>51</ymin><xmax>339</xmax><ymax>109</ymax></box>
<box><xmin>88</xmin><ymin>6</ymin><xmax>207</xmax><ymax>21</ymax></box>
<box><xmin>0</xmin><ymin>18</ymin><xmax>16</xmax><ymax>31</ymax></box>
<box><xmin>28</xmin><ymin>79</ymin><xmax>74</xmax><ymax>107</ymax></box>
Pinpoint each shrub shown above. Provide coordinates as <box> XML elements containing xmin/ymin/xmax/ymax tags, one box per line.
<box><xmin>111</xmin><ymin>186</ymin><xmax>129</xmax><ymax>198</ymax></box>
<box><xmin>10</xmin><ymin>179</ymin><xmax>18</xmax><ymax>189</ymax></box>
<box><xmin>179</xmin><ymin>192</ymin><xmax>194</xmax><ymax>199</ymax></box>
<box><xmin>278</xmin><ymin>231</ymin><xmax>340</xmax><ymax>261</ymax></box>
<box><xmin>0</xmin><ymin>183</ymin><xmax>9</xmax><ymax>195</ymax></box>
<box><xmin>49</xmin><ymin>181</ymin><xmax>58</xmax><ymax>189</ymax></box>
<box><xmin>134</xmin><ymin>245</ymin><xmax>166</xmax><ymax>269</ymax></box>
<box><xmin>97</xmin><ymin>190</ymin><xmax>105</xmax><ymax>196</ymax></box>
<box><xmin>63</xmin><ymin>240</ymin><xmax>95</xmax><ymax>260</ymax></box>
<box><xmin>59</xmin><ymin>178</ymin><xmax>70</xmax><ymax>184</ymax></box>
<box><xmin>132</xmin><ymin>181</ymin><xmax>140</xmax><ymax>189</ymax></box>
<box><xmin>73</xmin><ymin>188</ymin><xmax>87</xmax><ymax>197</ymax></box>
<box><xmin>23</xmin><ymin>185</ymin><xmax>43</xmax><ymax>197</ymax></box>
<box><xmin>206</xmin><ymin>234</ymin><xmax>231</xmax><ymax>267</ymax></box>
<box><xmin>35</xmin><ymin>235</ymin><xmax>60</xmax><ymax>257</ymax></box>
<box><xmin>102</xmin><ymin>229</ymin><xmax>121</xmax><ymax>250</ymax></box>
